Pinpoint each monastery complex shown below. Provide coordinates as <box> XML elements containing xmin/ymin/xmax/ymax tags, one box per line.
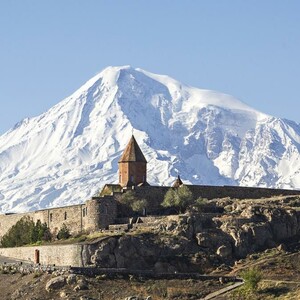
<box><xmin>1</xmin><ymin>136</ymin><xmax>300</xmax><ymax>240</ymax></box>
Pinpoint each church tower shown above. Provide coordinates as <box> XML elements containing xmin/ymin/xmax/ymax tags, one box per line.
<box><xmin>118</xmin><ymin>135</ymin><xmax>148</xmax><ymax>187</ymax></box>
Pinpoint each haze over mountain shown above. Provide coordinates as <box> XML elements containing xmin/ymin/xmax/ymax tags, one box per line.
<box><xmin>1</xmin><ymin>66</ymin><xmax>300</xmax><ymax>213</ymax></box>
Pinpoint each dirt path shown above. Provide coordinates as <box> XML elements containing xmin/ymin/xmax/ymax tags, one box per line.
<box><xmin>201</xmin><ymin>281</ymin><xmax>244</xmax><ymax>300</ymax></box>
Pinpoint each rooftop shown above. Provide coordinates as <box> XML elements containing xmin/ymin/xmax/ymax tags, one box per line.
<box><xmin>119</xmin><ymin>135</ymin><xmax>147</xmax><ymax>163</ymax></box>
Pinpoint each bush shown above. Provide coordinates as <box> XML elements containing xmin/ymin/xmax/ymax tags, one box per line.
<box><xmin>131</xmin><ymin>199</ymin><xmax>148</xmax><ymax>213</ymax></box>
<box><xmin>57</xmin><ymin>223</ymin><xmax>71</xmax><ymax>240</ymax></box>
<box><xmin>193</xmin><ymin>197</ymin><xmax>208</xmax><ymax>211</ymax></box>
<box><xmin>121</xmin><ymin>191</ymin><xmax>137</xmax><ymax>206</ymax></box>
<box><xmin>162</xmin><ymin>185</ymin><xmax>193</xmax><ymax>213</ymax></box>
<box><xmin>241</xmin><ymin>267</ymin><xmax>262</xmax><ymax>291</ymax></box>
<box><xmin>1</xmin><ymin>217</ymin><xmax>52</xmax><ymax>247</ymax></box>
<box><xmin>121</xmin><ymin>191</ymin><xmax>148</xmax><ymax>214</ymax></box>
<box><xmin>31</xmin><ymin>219</ymin><xmax>52</xmax><ymax>243</ymax></box>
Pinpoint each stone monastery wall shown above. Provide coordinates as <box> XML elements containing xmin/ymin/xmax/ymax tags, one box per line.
<box><xmin>130</xmin><ymin>185</ymin><xmax>300</xmax><ymax>213</ymax></box>
<box><xmin>186</xmin><ymin>185</ymin><xmax>300</xmax><ymax>200</ymax></box>
<box><xmin>0</xmin><ymin>196</ymin><xmax>117</xmax><ymax>240</ymax></box>
<box><xmin>0</xmin><ymin>204</ymin><xmax>86</xmax><ymax>240</ymax></box>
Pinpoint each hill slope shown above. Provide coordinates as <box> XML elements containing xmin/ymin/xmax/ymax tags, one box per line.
<box><xmin>0</xmin><ymin>66</ymin><xmax>300</xmax><ymax>212</ymax></box>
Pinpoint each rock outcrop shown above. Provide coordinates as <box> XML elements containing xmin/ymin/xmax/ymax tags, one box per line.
<box><xmin>82</xmin><ymin>196</ymin><xmax>300</xmax><ymax>273</ymax></box>
<box><xmin>45</xmin><ymin>276</ymin><xmax>66</xmax><ymax>292</ymax></box>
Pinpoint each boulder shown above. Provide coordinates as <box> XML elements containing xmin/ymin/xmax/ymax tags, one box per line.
<box><xmin>45</xmin><ymin>276</ymin><xmax>66</xmax><ymax>292</ymax></box>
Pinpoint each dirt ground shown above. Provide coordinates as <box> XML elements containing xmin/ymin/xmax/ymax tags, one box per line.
<box><xmin>2</xmin><ymin>247</ymin><xmax>300</xmax><ymax>299</ymax></box>
<box><xmin>0</xmin><ymin>272</ymin><xmax>223</xmax><ymax>300</ymax></box>
<box><xmin>217</xmin><ymin>249</ymin><xmax>300</xmax><ymax>300</ymax></box>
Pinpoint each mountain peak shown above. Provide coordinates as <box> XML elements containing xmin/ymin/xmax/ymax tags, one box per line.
<box><xmin>0</xmin><ymin>66</ymin><xmax>299</xmax><ymax>213</ymax></box>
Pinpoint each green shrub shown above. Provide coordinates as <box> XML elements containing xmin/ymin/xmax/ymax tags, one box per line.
<box><xmin>241</xmin><ymin>267</ymin><xmax>262</xmax><ymax>291</ymax></box>
<box><xmin>131</xmin><ymin>199</ymin><xmax>148</xmax><ymax>213</ymax></box>
<box><xmin>162</xmin><ymin>185</ymin><xmax>193</xmax><ymax>213</ymax></box>
<box><xmin>57</xmin><ymin>223</ymin><xmax>71</xmax><ymax>240</ymax></box>
<box><xmin>0</xmin><ymin>216</ymin><xmax>52</xmax><ymax>248</ymax></box>
<box><xmin>121</xmin><ymin>191</ymin><xmax>148</xmax><ymax>214</ymax></box>
<box><xmin>31</xmin><ymin>219</ymin><xmax>52</xmax><ymax>243</ymax></box>
<box><xmin>193</xmin><ymin>197</ymin><xmax>208</xmax><ymax>211</ymax></box>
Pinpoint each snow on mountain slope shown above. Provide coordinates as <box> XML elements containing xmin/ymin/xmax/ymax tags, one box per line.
<box><xmin>0</xmin><ymin>65</ymin><xmax>300</xmax><ymax>213</ymax></box>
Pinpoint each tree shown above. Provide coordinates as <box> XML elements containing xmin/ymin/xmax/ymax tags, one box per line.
<box><xmin>0</xmin><ymin>217</ymin><xmax>52</xmax><ymax>247</ymax></box>
<box><xmin>1</xmin><ymin>216</ymin><xmax>34</xmax><ymax>247</ymax></box>
<box><xmin>162</xmin><ymin>185</ymin><xmax>193</xmax><ymax>213</ymax></box>
<box><xmin>162</xmin><ymin>188</ymin><xmax>177</xmax><ymax>209</ymax></box>
<box><xmin>34</xmin><ymin>220</ymin><xmax>52</xmax><ymax>242</ymax></box>
<box><xmin>40</xmin><ymin>222</ymin><xmax>52</xmax><ymax>241</ymax></box>
<box><xmin>57</xmin><ymin>223</ymin><xmax>71</xmax><ymax>240</ymax></box>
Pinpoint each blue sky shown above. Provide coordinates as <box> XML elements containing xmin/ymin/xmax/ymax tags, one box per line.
<box><xmin>0</xmin><ymin>1</ymin><xmax>299</xmax><ymax>134</ymax></box>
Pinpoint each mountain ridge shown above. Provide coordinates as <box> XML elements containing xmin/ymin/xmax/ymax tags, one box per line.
<box><xmin>0</xmin><ymin>66</ymin><xmax>300</xmax><ymax>213</ymax></box>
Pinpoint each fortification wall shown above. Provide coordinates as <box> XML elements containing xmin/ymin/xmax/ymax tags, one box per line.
<box><xmin>0</xmin><ymin>196</ymin><xmax>117</xmax><ymax>241</ymax></box>
<box><xmin>133</xmin><ymin>186</ymin><xmax>169</xmax><ymax>213</ymax></box>
<box><xmin>186</xmin><ymin>185</ymin><xmax>300</xmax><ymax>200</ymax></box>
<box><xmin>1</xmin><ymin>184</ymin><xmax>299</xmax><ymax>241</ymax></box>
<box><xmin>120</xmin><ymin>185</ymin><xmax>300</xmax><ymax>214</ymax></box>
<box><xmin>85</xmin><ymin>196</ymin><xmax>117</xmax><ymax>231</ymax></box>
<box><xmin>0</xmin><ymin>244</ymin><xmax>83</xmax><ymax>267</ymax></box>
<box><xmin>46</xmin><ymin>204</ymin><xmax>86</xmax><ymax>236</ymax></box>
<box><xmin>0</xmin><ymin>203</ymin><xmax>88</xmax><ymax>240</ymax></box>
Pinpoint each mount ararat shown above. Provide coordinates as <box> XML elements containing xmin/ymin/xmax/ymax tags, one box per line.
<box><xmin>1</xmin><ymin>66</ymin><xmax>300</xmax><ymax>213</ymax></box>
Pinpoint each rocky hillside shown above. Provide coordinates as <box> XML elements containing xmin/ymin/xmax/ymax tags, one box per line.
<box><xmin>82</xmin><ymin>195</ymin><xmax>300</xmax><ymax>273</ymax></box>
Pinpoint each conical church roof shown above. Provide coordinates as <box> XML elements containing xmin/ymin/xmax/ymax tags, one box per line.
<box><xmin>119</xmin><ymin>135</ymin><xmax>147</xmax><ymax>163</ymax></box>
<box><xmin>172</xmin><ymin>175</ymin><xmax>183</xmax><ymax>187</ymax></box>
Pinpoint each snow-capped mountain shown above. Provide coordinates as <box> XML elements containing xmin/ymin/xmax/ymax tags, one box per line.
<box><xmin>1</xmin><ymin>66</ymin><xmax>300</xmax><ymax>213</ymax></box>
